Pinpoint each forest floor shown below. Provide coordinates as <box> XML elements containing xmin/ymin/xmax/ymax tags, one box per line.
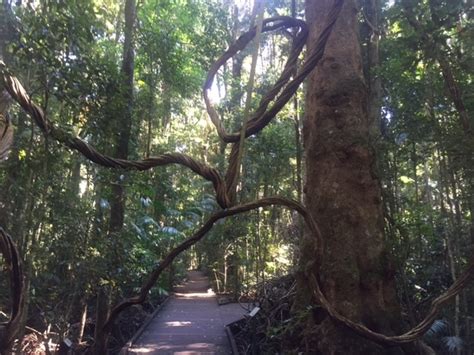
<box><xmin>125</xmin><ymin>270</ymin><xmax>247</xmax><ymax>354</ymax></box>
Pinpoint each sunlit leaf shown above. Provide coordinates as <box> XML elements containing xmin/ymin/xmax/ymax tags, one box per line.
<box><xmin>99</xmin><ymin>198</ymin><xmax>110</xmax><ymax>209</ymax></box>
<box><xmin>399</xmin><ymin>175</ymin><xmax>414</xmax><ymax>184</ymax></box>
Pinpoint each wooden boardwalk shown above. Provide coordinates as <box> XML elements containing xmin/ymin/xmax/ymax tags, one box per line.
<box><xmin>125</xmin><ymin>271</ymin><xmax>246</xmax><ymax>354</ymax></box>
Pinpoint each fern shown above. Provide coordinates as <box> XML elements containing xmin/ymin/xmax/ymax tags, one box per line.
<box><xmin>426</xmin><ymin>319</ymin><xmax>448</xmax><ymax>337</ymax></box>
<box><xmin>161</xmin><ymin>226</ymin><xmax>182</xmax><ymax>236</ymax></box>
<box><xmin>442</xmin><ymin>336</ymin><xmax>463</xmax><ymax>353</ymax></box>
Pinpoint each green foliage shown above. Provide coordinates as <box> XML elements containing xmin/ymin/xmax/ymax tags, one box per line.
<box><xmin>0</xmin><ymin>0</ymin><xmax>472</xmax><ymax>353</ymax></box>
<box><xmin>378</xmin><ymin>0</ymin><xmax>473</xmax><ymax>352</ymax></box>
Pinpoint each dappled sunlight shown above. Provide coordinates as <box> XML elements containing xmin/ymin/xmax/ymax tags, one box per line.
<box><xmin>156</xmin><ymin>341</ymin><xmax>216</xmax><ymax>351</ymax></box>
<box><xmin>164</xmin><ymin>321</ymin><xmax>193</xmax><ymax>327</ymax></box>
<box><xmin>128</xmin><ymin>346</ymin><xmax>157</xmax><ymax>353</ymax></box>
<box><xmin>109</xmin><ymin>271</ymin><xmax>248</xmax><ymax>353</ymax></box>
<box><xmin>174</xmin><ymin>288</ymin><xmax>215</xmax><ymax>298</ymax></box>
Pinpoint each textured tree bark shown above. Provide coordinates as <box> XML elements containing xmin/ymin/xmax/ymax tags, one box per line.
<box><xmin>0</xmin><ymin>228</ymin><xmax>25</xmax><ymax>355</ymax></box>
<box><xmin>297</xmin><ymin>0</ymin><xmax>410</xmax><ymax>353</ymax></box>
<box><xmin>0</xmin><ymin>0</ymin><xmax>15</xmax><ymax>229</ymax></box>
<box><xmin>92</xmin><ymin>288</ymin><xmax>110</xmax><ymax>354</ymax></box>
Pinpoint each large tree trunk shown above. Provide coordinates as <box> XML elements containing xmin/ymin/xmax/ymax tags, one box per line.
<box><xmin>297</xmin><ymin>0</ymin><xmax>410</xmax><ymax>353</ymax></box>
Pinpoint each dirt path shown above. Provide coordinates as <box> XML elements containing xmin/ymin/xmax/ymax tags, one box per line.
<box><xmin>126</xmin><ymin>270</ymin><xmax>246</xmax><ymax>354</ymax></box>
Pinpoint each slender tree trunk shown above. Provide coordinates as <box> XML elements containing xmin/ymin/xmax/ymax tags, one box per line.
<box><xmin>94</xmin><ymin>1</ymin><xmax>136</xmax><ymax>353</ymax></box>
<box><xmin>108</xmin><ymin>0</ymin><xmax>136</xmax><ymax>236</ymax></box>
<box><xmin>145</xmin><ymin>74</ymin><xmax>155</xmax><ymax>157</ymax></box>
<box><xmin>161</xmin><ymin>82</ymin><xmax>171</xmax><ymax>131</ymax></box>
<box><xmin>402</xmin><ymin>0</ymin><xmax>471</xmax><ymax>132</ymax></box>
<box><xmin>290</xmin><ymin>0</ymin><xmax>303</xmax><ymax>205</ymax></box>
<box><xmin>296</xmin><ymin>0</ymin><xmax>413</xmax><ymax>353</ymax></box>
<box><xmin>93</xmin><ymin>288</ymin><xmax>110</xmax><ymax>354</ymax></box>
<box><xmin>438</xmin><ymin>152</ymin><xmax>462</xmax><ymax>352</ymax></box>
<box><xmin>364</xmin><ymin>0</ymin><xmax>382</xmax><ymax>138</ymax></box>
<box><xmin>77</xmin><ymin>301</ymin><xmax>87</xmax><ymax>344</ymax></box>
<box><xmin>293</xmin><ymin>98</ymin><xmax>303</xmax><ymax>204</ymax></box>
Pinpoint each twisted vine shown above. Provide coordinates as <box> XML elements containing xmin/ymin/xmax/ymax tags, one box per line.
<box><xmin>0</xmin><ymin>227</ymin><xmax>24</xmax><ymax>351</ymax></box>
<box><xmin>1</xmin><ymin>0</ymin><xmax>473</xmax><ymax>350</ymax></box>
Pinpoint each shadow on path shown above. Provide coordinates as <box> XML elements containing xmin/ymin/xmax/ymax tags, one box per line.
<box><xmin>126</xmin><ymin>270</ymin><xmax>246</xmax><ymax>354</ymax></box>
